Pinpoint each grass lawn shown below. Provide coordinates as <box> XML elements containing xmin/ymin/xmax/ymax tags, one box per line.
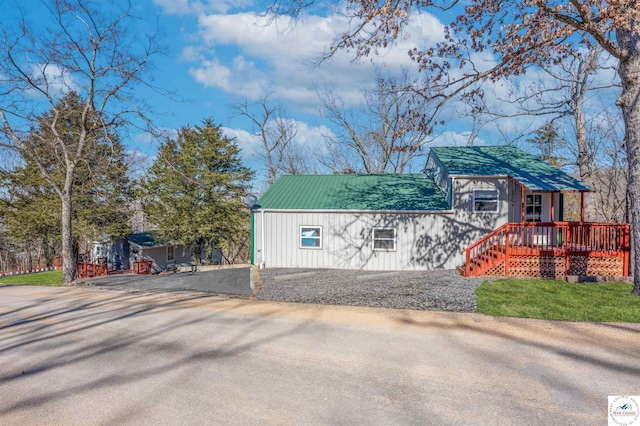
<box><xmin>476</xmin><ymin>278</ymin><xmax>640</xmax><ymax>322</ymax></box>
<box><xmin>0</xmin><ymin>270</ymin><xmax>63</xmax><ymax>286</ymax></box>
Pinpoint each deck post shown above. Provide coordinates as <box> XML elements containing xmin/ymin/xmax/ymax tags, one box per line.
<box><xmin>565</xmin><ymin>224</ymin><xmax>571</xmax><ymax>276</ymax></box>
<box><xmin>521</xmin><ymin>184</ymin><xmax>525</xmax><ymax>222</ymax></box>
<box><xmin>580</xmin><ymin>192</ymin><xmax>585</xmax><ymax>223</ymax></box>
<box><xmin>504</xmin><ymin>224</ymin><xmax>510</xmax><ymax>276</ymax></box>
<box><xmin>465</xmin><ymin>248</ymin><xmax>471</xmax><ymax>277</ymax></box>
<box><xmin>624</xmin><ymin>224</ymin><xmax>630</xmax><ymax>276</ymax></box>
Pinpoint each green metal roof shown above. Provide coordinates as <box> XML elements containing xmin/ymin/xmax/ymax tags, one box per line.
<box><xmin>429</xmin><ymin>146</ymin><xmax>592</xmax><ymax>192</ymax></box>
<box><xmin>256</xmin><ymin>174</ymin><xmax>450</xmax><ymax>211</ymax></box>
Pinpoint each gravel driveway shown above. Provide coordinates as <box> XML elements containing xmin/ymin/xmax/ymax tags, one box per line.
<box><xmin>257</xmin><ymin>268</ymin><xmax>491</xmax><ymax>312</ymax></box>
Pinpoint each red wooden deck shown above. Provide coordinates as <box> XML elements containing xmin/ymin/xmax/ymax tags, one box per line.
<box><xmin>460</xmin><ymin>222</ymin><xmax>630</xmax><ymax>278</ymax></box>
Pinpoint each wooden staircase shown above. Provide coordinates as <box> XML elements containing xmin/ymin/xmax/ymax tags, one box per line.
<box><xmin>469</xmin><ymin>244</ymin><xmax>506</xmax><ymax>276</ymax></box>
<box><xmin>458</xmin><ymin>224</ymin><xmax>509</xmax><ymax>277</ymax></box>
<box><xmin>459</xmin><ymin>222</ymin><xmax>630</xmax><ymax>278</ymax></box>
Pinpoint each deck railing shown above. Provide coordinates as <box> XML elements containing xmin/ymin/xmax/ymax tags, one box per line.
<box><xmin>463</xmin><ymin>222</ymin><xmax>630</xmax><ymax>277</ymax></box>
<box><xmin>77</xmin><ymin>262</ymin><xmax>108</xmax><ymax>279</ymax></box>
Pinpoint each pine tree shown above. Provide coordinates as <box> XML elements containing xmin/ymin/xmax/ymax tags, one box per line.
<box><xmin>140</xmin><ymin>119</ymin><xmax>254</xmax><ymax>263</ymax></box>
<box><xmin>526</xmin><ymin>123</ymin><xmax>568</xmax><ymax>168</ymax></box>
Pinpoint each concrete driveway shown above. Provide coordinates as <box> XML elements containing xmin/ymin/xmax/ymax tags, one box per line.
<box><xmin>1</xmin><ymin>286</ymin><xmax>639</xmax><ymax>425</ymax></box>
<box><xmin>85</xmin><ymin>266</ymin><xmax>252</xmax><ymax>296</ymax></box>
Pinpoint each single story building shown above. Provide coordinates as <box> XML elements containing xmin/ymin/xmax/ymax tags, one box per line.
<box><xmin>251</xmin><ymin>146</ymin><xmax>629</xmax><ymax>277</ymax></box>
<box><xmin>129</xmin><ymin>231</ymin><xmax>192</xmax><ymax>273</ymax></box>
<box><xmin>90</xmin><ymin>231</ymin><xmax>193</xmax><ymax>273</ymax></box>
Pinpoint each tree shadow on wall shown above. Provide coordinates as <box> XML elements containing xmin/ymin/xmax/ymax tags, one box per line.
<box><xmin>326</xmin><ymin>209</ymin><xmax>501</xmax><ymax>270</ymax></box>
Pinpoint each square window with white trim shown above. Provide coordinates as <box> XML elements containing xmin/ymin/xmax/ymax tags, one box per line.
<box><xmin>373</xmin><ymin>227</ymin><xmax>397</xmax><ymax>251</ymax></box>
<box><xmin>300</xmin><ymin>226</ymin><xmax>322</xmax><ymax>249</ymax></box>
<box><xmin>473</xmin><ymin>189</ymin><xmax>499</xmax><ymax>212</ymax></box>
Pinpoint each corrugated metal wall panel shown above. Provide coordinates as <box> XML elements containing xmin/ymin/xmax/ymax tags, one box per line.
<box><xmin>253</xmin><ymin>177</ymin><xmax>510</xmax><ymax>271</ymax></box>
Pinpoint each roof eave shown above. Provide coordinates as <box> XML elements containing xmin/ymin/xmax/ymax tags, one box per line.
<box><xmin>449</xmin><ymin>174</ymin><xmax>592</xmax><ymax>192</ymax></box>
<box><xmin>447</xmin><ymin>174</ymin><xmax>510</xmax><ymax>179</ymax></box>
<box><xmin>253</xmin><ymin>208</ymin><xmax>455</xmax><ymax>214</ymax></box>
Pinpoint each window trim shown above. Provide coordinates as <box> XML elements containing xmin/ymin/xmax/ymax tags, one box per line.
<box><xmin>525</xmin><ymin>193</ymin><xmax>543</xmax><ymax>222</ymax></box>
<box><xmin>167</xmin><ymin>245</ymin><xmax>175</xmax><ymax>262</ymax></box>
<box><xmin>372</xmin><ymin>227</ymin><xmax>397</xmax><ymax>252</ymax></box>
<box><xmin>472</xmin><ymin>189</ymin><xmax>499</xmax><ymax>213</ymax></box>
<box><xmin>300</xmin><ymin>226</ymin><xmax>322</xmax><ymax>249</ymax></box>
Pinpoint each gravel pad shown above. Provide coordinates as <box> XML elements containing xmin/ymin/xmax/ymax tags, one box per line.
<box><xmin>257</xmin><ymin>268</ymin><xmax>491</xmax><ymax>312</ymax></box>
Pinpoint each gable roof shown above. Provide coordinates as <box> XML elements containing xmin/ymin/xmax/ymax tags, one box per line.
<box><xmin>256</xmin><ymin>174</ymin><xmax>450</xmax><ymax>211</ymax></box>
<box><xmin>429</xmin><ymin>146</ymin><xmax>592</xmax><ymax>192</ymax></box>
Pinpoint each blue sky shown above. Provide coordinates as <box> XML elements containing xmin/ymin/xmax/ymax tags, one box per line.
<box><xmin>1</xmin><ymin>0</ymin><xmax>621</xmax><ymax>189</ymax></box>
<box><xmin>140</xmin><ymin>0</ymin><xmax>442</xmax><ymax>160</ymax></box>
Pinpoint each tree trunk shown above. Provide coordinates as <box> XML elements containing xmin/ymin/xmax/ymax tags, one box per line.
<box><xmin>617</xmin><ymin>26</ymin><xmax>640</xmax><ymax>295</ymax></box>
<box><xmin>573</xmin><ymin>101</ymin><xmax>595</xmax><ymax>221</ymax></box>
<box><xmin>61</xmin><ymin>193</ymin><xmax>77</xmax><ymax>284</ymax></box>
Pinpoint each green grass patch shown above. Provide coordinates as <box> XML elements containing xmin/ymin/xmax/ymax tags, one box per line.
<box><xmin>476</xmin><ymin>278</ymin><xmax>640</xmax><ymax>322</ymax></box>
<box><xmin>0</xmin><ymin>270</ymin><xmax>63</xmax><ymax>286</ymax></box>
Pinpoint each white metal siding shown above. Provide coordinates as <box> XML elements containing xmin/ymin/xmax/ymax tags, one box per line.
<box><xmin>254</xmin><ymin>211</ymin><xmax>493</xmax><ymax>270</ymax></box>
<box><xmin>253</xmin><ymin>177</ymin><xmax>511</xmax><ymax>271</ymax></box>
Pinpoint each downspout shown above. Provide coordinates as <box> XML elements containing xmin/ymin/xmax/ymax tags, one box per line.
<box><xmin>521</xmin><ymin>184</ymin><xmax>526</xmax><ymax>222</ymax></box>
<box><xmin>250</xmin><ymin>212</ymin><xmax>254</xmax><ymax>265</ymax></box>
<box><xmin>449</xmin><ymin>177</ymin><xmax>455</xmax><ymax>208</ymax></box>
<box><xmin>261</xmin><ymin>209</ymin><xmax>266</xmax><ymax>268</ymax></box>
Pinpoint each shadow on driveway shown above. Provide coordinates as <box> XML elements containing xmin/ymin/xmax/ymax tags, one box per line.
<box><xmin>85</xmin><ymin>268</ymin><xmax>252</xmax><ymax>296</ymax></box>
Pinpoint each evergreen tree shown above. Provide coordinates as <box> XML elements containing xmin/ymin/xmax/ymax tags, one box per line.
<box><xmin>140</xmin><ymin>119</ymin><xmax>254</xmax><ymax>263</ymax></box>
<box><xmin>0</xmin><ymin>163</ymin><xmax>60</xmax><ymax>269</ymax></box>
<box><xmin>526</xmin><ymin>123</ymin><xmax>568</xmax><ymax>168</ymax></box>
<box><xmin>0</xmin><ymin>92</ymin><xmax>133</xmax><ymax>268</ymax></box>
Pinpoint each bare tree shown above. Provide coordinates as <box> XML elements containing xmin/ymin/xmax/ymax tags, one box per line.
<box><xmin>502</xmin><ymin>48</ymin><xmax>617</xmax><ymax>174</ymax></box>
<box><xmin>0</xmin><ymin>0</ymin><xmax>160</xmax><ymax>284</ymax></box>
<box><xmin>319</xmin><ymin>74</ymin><xmax>431</xmax><ymax>174</ymax></box>
<box><xmin>582</xmin><ymin>109</ymin><xmax>628</xmax><ymax>223</ymax></box>
<box><xmin>498</xmin><ymin>48</ymin><xmax>622</xmax><ymax>221</ymax></box>
<box><xmin>233</xmin><ymin>95</ymin><xmax>308</xmax><ymax>185</ymax></box>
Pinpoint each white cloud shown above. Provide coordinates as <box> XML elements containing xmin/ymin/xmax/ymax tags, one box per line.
<box><xmin>222</xmin><ymin>126</ymin><xmax>261</xmax><ymax>158</ymax></box>
<box><xmin>430</xmin><ymin>131</ymin><xmax>487</xmax><ymax>148</ymax></box>
<box><xmin>189</xmin><ymin>58</ymin><xmax>233</xmax><ymax>88</ymax></box>
<box><xmin>30</xmin><ymin>64</ymin><xmax>80</xmax><ymax>97</ymax></box>
<box><xmin>153</xmin><ymin>0</ymin><xmax>252</xmax><ymax>15</ymax></box>
<box><xmin>134</xmin><ymin>128</ymin><xmax>179</xmax><ymax>145</ymax></box>
<box><xmin>185</xmin><ymin>10</ymin><xmax>445</xmax><ymax>108</ymax></box>
<box><xmin>180</xmin><ymin>46</ymin><xmax>205</xmax><ymax>62</ymax></box>
<box><xmin>189</xmin><ymin>56</ymin><xmax>268</xmax><ymax>98</ymax></box>
<box><xmin>291</xmin><ymin>121</ymin><xmax>334</xmax><ymax>152</ymax></box>
<box><xmin>223</xmin><ymin>119</ymin><xmax>334</xmax><ymax>162</ymax></box>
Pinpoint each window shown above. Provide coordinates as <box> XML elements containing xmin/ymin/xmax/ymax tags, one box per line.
<box><xmin>300</xmin><ymin>226</ymin><xmax>322</xmax><ymax>249</ymax></box>
<box><xmin>373</xmin><ymin>228</ymin><xmax>396</xmax><ymax>251</ymax></box>
<box><xmin>167</xmin><ymin>246</ymin><xmax>175</xmax><ymax>262</ymax></box>
<box><xmin>526</xmin><ymin>194</ymin><xmax>543</xmax><ymax>222</ymax></box>
<box><xmin>473</xmin><ymin>189</ymin><xmax>499</xmax><ymax>212</ymax></box>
